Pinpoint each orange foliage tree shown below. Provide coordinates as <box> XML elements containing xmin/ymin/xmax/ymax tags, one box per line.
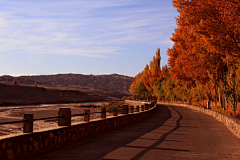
<box><xmin>168</xmin><ymin>0</ymin><xmax>240</xmax><ymax>114</ymax></box>
<box><xmin>130</xmin><ymin>48</ymin><xmax>161</xmax><ymax>100</ymax></box>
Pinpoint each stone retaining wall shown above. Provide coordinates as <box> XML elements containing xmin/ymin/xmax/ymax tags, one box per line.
<box><xmin>159</xmin><ymin>102</ymin><xmax>240</xmax><ymax>139</ymax></box>
<box><xmin>0</xmin><ymin>105</ymin><xmax>156</xmax><ymax>160</ymax></box>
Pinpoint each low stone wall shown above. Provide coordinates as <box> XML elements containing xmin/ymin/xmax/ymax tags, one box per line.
<box><xmin>0</xmin><ymin>105</ymin><xmax>156</xmax><ymax>160</ymax></box>
<box><xmin>159</xmin><ymin>102</ymin><xmax>240</xmax><ymax>139</ymax></box>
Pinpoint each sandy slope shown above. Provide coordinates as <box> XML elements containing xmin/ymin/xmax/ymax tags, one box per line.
<box><xmin>0</xmin><ymin>83</ymin><xmax>106</xmax><ymax>106</ymax></box>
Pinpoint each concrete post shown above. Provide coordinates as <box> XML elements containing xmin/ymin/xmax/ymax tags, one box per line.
<box><xmin>84</xmin><ymin>109</ymin><xmax>90</xmax><ymax>121</ymax></box>
<box><xmin>144</xmin><ymin>104</ymin><xmax>148</xmax><ymax>110</ymax></box>
<box><xmin>140</xmin><ymin>105</ymin><xmax>144</xmax><ymax>111</ymax></box>
<box><xmin>113</xmin><ymin>107</ymin><xmax>118</xmax><ymax>116</ymax></box>
<box><xmin>58</xmin><ymin>108</ymin><xmax>71</xmax><ymax>126</ymax></box>
<box><xmin>23</xmin><ymin>114</ymin><xmax>33</xmax><ymax>133</ymax></box>
<box><xmin>130</xmin><ymin>106</ymin><xmax>134</xmax><ymax>113</ymax></box>
<box><xmin>151</xmin><ymin>102</ymin><xmax>154</xmax><ymax>108</ymax></box>
<box><xmin>101</xmin><ymin>107</ymin><xmax>106</xmax><ymax>118</ymax></box>
<box><xmin>135</xmin><ymin>105</ymin><xmax>139</xmax><ymax>112</ymax></box>
<box><xmin>121</xmin><ymin>105</ymin><xmax>125</xmax><ymax>114</ymax></box>
<box><xmin>122</xmin><ymin>105</ymin><xmax>128</xmax><ymax>114</ymax></box>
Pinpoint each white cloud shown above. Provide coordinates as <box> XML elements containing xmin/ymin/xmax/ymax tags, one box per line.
<box><xmin>0</xmin><ymin>0</ymin><xmax>177</xmax><ymax>58</ymax></box>
<box><xmin>160</xmin><ymin>39</ymin><xmax>174</xmax><ymax>46</ymax></box>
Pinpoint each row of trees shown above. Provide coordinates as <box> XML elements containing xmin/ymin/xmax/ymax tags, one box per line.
<box><xmin>129</xmin><ymin>48</ymin><xmax>161</xmax><ymax>100</ymax></box>
<box><xmin>130</xmin><ymin>0</ymin><xmax>240</xmax><ymax>116</ymax></box>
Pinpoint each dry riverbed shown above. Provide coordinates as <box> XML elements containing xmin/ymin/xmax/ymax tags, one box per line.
<box><xmin>0</xmin><ymin>102</ymin><xmax>110</xmax><ymax>138</ymax></box>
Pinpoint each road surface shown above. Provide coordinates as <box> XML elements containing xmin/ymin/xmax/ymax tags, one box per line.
<box><xmin>35</xmin><ymin>104</ymin><xmax>240</xmax><ymax>160</ymax></box>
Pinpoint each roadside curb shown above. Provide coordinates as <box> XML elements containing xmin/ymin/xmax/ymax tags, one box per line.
<box><xmin>159</xmin><ymin>102</ymin><xmax>240</xmax><ymax>139</ymax></box>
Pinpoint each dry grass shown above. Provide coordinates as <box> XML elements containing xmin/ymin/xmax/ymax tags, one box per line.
<box><xmin>75</xmin><ymin>101</ymin><xmax>124</xmax><ymax>110</ymax></box>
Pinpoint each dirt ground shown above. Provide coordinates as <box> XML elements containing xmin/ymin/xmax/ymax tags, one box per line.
<box><xmin>0</xmin><ymin>83</ymin><xmax>107</xmax><ymax>106</ymax></box>
<box><xmin>0</xmin><ymin>102</ymin><xmax>111</xmax><ymax>138</ymax></box>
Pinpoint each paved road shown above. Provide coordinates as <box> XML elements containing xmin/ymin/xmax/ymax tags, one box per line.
<box><xmin>36</xmin><ymin>104</ymin><xmax>240</xmax><ymax>160</ymax></box>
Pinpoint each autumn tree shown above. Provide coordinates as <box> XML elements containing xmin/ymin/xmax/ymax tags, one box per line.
<box><xmin>155</xmin><ymin>66</ymin><xmax>178</xmax><ymax>101</ymax></box>
<box><xmin>130</xmin><ymin>48</ymin><xmax>161</xmax><ymax>100</ymax></box>
<box><xmin>168</xmin><ymin>0</ymin><xmax>240</xmax><ymax>114</ymax></box>
<box><xmin>144</xmin><ymin>48</ymin><xmax>161</xmax><ymax>98</ymax></box>
<box><xmin>129</xmin><ymin>72</ymin><xmax>147</xmax><ymax>100</ymax></box>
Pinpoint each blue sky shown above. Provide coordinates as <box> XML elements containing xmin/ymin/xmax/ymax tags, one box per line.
<box><xmin>0</xmin><ymin>0</ymin><xmax>178</xmax><ymax>77</ymax></box>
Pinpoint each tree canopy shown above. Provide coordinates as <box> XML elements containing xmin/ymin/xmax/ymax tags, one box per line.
<box><xmin>130</xmin><ymin>0</ymin><xmax>240</xmax><ymax>117</ymax></box>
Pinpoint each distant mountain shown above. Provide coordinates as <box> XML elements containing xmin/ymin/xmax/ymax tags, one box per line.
<box><xmin>0</xmin><ymin>73</ymin><xmax>133</xmax><ymax>98</ymax></box>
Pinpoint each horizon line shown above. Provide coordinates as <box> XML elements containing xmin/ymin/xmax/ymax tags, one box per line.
<box><xmin>0</xmin><ymin>72</ymin><xmax>134</xmax><ymax>77</ymax></box>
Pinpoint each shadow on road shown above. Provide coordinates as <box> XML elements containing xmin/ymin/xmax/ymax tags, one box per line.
<box><xmin>129</xmin><ymin>105</ymin><xmax>186</xmax><ymax>160</ymax></box>
<box><xmin>37</xmin><ymin>104</ymin><xmax>182</xmax><ymax>160</ymax></box>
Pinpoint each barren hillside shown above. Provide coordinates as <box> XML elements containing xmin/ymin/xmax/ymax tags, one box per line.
<box><xmin>0</xmin><ymin>73</ymin><xmax>133</xmax><ymax>98</ymax></box>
